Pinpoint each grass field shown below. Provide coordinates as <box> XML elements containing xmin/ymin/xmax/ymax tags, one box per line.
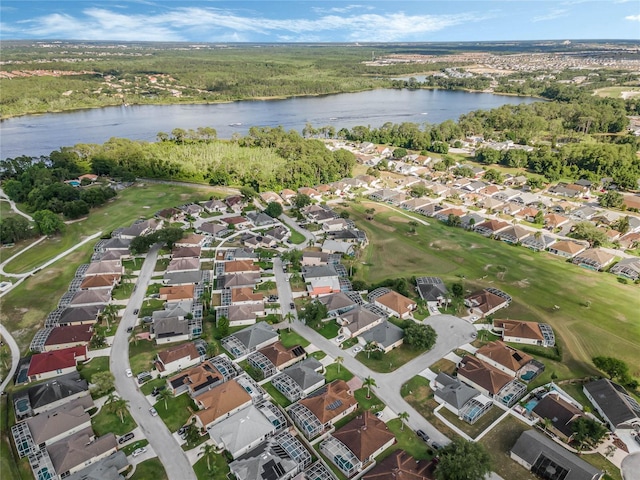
<box><xmin>91</xmin><ymin>405</ymin><xmax>137</xmax><ymax>436</ymax></box>
<box><xmin>356</xmin><ymin>344</ymin><xmax>425</xmax><ymax>373</ymax></box>
<box><xmin>193</xmin><ymin>453</ymin><xmax>230</xmax><ymax>480</ymax></box>
<box><xmin>78</xmin><ymin>357</ymin><xmax>110</xmax><ymax>384</ymax></box>
<box><xmin>349</xmin><ymin>203</ymin><xmax>640</xmax><ymax>378</ymax></box>
<box><xmin>130</xmin><ymin>458</ymin><xmax>168</xmax><ymax>480</ymax></box>
<box><xmin>595</xmin><ymin>86</ymin><xmax>640</xmax><ymax>99</ymax></box>
<box><xmin>155</xmin><ymin>393</ymin><xmax>195</xmax><ymax>432</ymax></box>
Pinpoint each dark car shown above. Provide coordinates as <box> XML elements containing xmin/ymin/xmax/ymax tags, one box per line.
<box><xmin>151</xmin><ymin>386</ymin><xmax>166</xmax><ymax>397</ymax></box>
<box><xmin>177</xmin><ymin>425</ymin><xmax>188</xmax><ymax>436</ymax></box>
<box><xmin>290</xmin><ymin>302</ymin><xmax>295</xmax><ymax>309</ymax></box>
<box><xmin>635</xmin><ymin>434</ymin><xmax>640</xmax><ymax>446</ymax></box>
<box><xmin>431</xmin><ymin>441</ymin><xmax>443</xmax><ymax>450</ymax></box>
<box><xmin>416</xmin><ymin>430</ymin><xmax>430</xmax><ymax>442</ymax></box>
<box><xmin>118</xmin><ymin>432</ymin><xmax>134</xmax><ymax>444</ymax></box>
<box><xmin>133</xmin><ymin>309</ymin><xmax>139</xmax><ymax>315</ymax></box>
<box><xmin>126</xmin><ymin>326</ymin><xmax>133</xmax><ymax>333</ymax></box>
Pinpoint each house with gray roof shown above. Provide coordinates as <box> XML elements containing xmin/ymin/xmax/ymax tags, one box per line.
<box><xmin>583</xmin><ymin>378</ymin><xmax>640</xmax><ymax>433</ymax></box>
<box><xmin>359</xmin><ymin>320</ymin><xmax>404</xmax><ymax>353</ymax></box>
<box><xmin>337</xmin><ymin>306</ymin><xmax>385</xmax><ymax>339</ymax></box>
<box><xmin>510</xmin><ymin>430</ymin><xmax>603</xmax><ymax>480</ymax></box>
<box><xmin>69</xmin><ymin>288</ymin><xmax>112</xmax><ymax>307</ymax></box>
<box><xmin>522</xmin><ymin>233</ymin><xmax>557</xmax><ymax>252</ymax></box>
<box><xmin>247</xmin><ymin>211</ymin><xmax>275</xmax><ymax>227</ymax></box>
<box><xmin>57</xmin><ymin>305</ymin><xmax>104</xmax><ymax>326</ymax></box>
<box><xmin>415</xmin><ymin>277</ymin><xmax>449</xmax><ymax>305</ymax></box>
<box><xmin>432</xmin><ymin>373</ymin><xmax>492</xmax><ymax>425</ymax></box>
<box><xmin>321</xmin><ymin>240</ymin><xmax>354</xmax><ymax>255</ymax></box>
<box><xmin>271</xmin><ymin>358</ymin><xmax>324</xmax><ymax>402</ymax></box>
<box><xmin>65</xmin><ymin>451</ymin><xmax>128</xmax><ymax>480</ymax></box>
<box><xmin>221</xmin><ymin>322</ymin><xmax>279</xmax><ymax>359</ymax></box>
<box><xmin>460</xmin><ymin>212</ymin><xmax>485</xmax><ymax>229</ymax></box>
<box><xmin>14</xmin><ymin>372</ymin><xmax>91</xmax><ymax>419</ymax></box>
<box><xmin>319</xmin><ymin>292</ymin><xmax>361</xmax><ymax>317</ymax></box>
<box><xmin>217</xmin><ymin>272</ymin><xmax>261</xmax><ymax>289</ymax></box>
<box><xmin>609</xmin><ymin>257</ymin><xmax>640</xmax><ymax>280</ymax></box>
<box><xmin>163</xmin><ymin>270</ymin><xmax>203</xmax><ymax>286</ymax></box>
<box><xmin>47</xmin><ymin>429</ymin><xmax>118</xmax><ymax>479</ymax></box>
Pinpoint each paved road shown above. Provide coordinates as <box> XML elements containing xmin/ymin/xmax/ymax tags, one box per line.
<box><xmin>0</xmin><ymin>323</ymin><xmax>21</xmax><ymax>393</ymax></box>
<box><xmin>109</xmin><ymin>245</ymin><xmax>196</xmax><ymax>480</ymax></box>
<box><xmin>272</xmin><ymin>257</ymin><xmax>475</xmax><ymax>445</ymax></box>
<box><xmin>279</xmin><ymin>212</ymin><xmax>315</xmax><ymax>249</ymax></box>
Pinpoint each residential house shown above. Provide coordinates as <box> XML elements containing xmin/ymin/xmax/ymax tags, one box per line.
<box><xmin>369</xmin><ymin>189</ymin><xmax>398</xmax><ymax>202</ymax></box>
<box><xmin>371</xmin><ymin>290</ymin><xmax>416</xmax><ymax>319</ymax></box>
<box><xmin>479</xmin><ymin>197</ymin><xmax>505</xmax><ymax>212</ymax></box>
<box><xmin>610</xmin><ymin>257</ymin><xmax>640</xmax><ymax>280</ymax></box>
<box><xmin>571</xmin><ymin>205</ymin><xmax>599</xmax><ymax>220</ymax></box>
<box><xmin>208</xmin><ymin>404</ymin><xmax>279</xmax><ymax>458</ymax></box>
<box><xmin>64</xmin><ymin>451</ymin><xmax>128</xmax><ymax>480</ymax></box>
<box><xmin>460</xmin><ymin>212</ymin><xmax>485</xmax><ymax>229</ymax></box>
<box><xmin>41</xmin><ymin>325</ymin><xmax>93</xmax><ymax>352</ymax></box>
<box><xmin>336</xmin><ymin>306</ymin><xmax>386</xmax><ymax>339</ymax></box>
<box><xmin>359</xmin><ymin>321</ymin><xmax>404</xmax><ymax>353</ymax></box>
<box><xmin>301</xmin><ymin>251</ymin><xmax>330</xmax><ymax>267</ymax></box>
<box><xmin>118</xmin><ymin>219</ymin><xmax>161</xmax><ymax>239</ymax></box>
<box><xmin>583</xmin><ymin>378</ymin><xmax>640</xmax><ymax>433</ymax></box>
<box><xmin>571</xmin><ymin>249</ymin><xmax>616</xmax><ymax>271</ymax></box>
<box><xmin>229</xmin><ymin>431</ymin><xmax>310</xmax><ymax>480</ymax></box>
<box><xmin>159</xmin><ymin>284</ymin><xmax>195</xmax><ymax>302</ymax></box>
<box><xmin>271</xmin><ymin>358</ymin><xmax>325</xmax><ymax>402</ymax></box>
<box><xmin>180</xmin><ymin>203</ymin><xmax>203</xmax><ymax>217</ymax></box>
<box><xmin>175</xmin><ymin>233</ymin><xmax>208</xmax><ymax>248</ymax></box>
<box><xmin>247</xmin><ymin>341</ymin><xmax>306</xmax><ymax>379</ymax></box>
<box><xmin>531</xmin><ymin>393</ymin><xmax>584</xmax><ymax>442</ymax></box>
<box><xmin>192</xmin><ymin>379</ymin><xmax>253</xmax><ymax>430</ymax></box>
<box><xmin>230</xmin><ymin>286</ymin><xmax>263</xmax><ymax>305</ymax></box>
<box><xmin>264</xmin><ymin>225</ymin><xmax>289</xmax><ymax>243</ymax></box>
<box><xmin>362</xmin><ymin>451</ymin><xmax>435</xmax><ymax>480</ymax></box>
<box><xmin>434</xmin><ymin>207</ymin><xmax>466</xmax><ymax>223</ymax></box>
<box><xmin>464</xmin><ymin>288</ymin><xmax>511</xmax><ymax>317</ymax></box>
<box><xmin>321</xmin><ymin>240</ymin><xmax>354</xmax><ymax>255</ymax></box>
<box><xmin>457</xmin><ymin>355</ymin><xmax>526</xmax><ymax>407</ymax></box>
<box><xmin>168</xmin><ymin>359</ymin><xmax>232</xmax><ymax>397</ymax></box>
<box><xmin>222</xmin><ymin>259</ymin><xmax>260</xmax><ymax>274</ymax></box>
<box><xmin>218</xmin><ymin>303</ymin><xmax>266</xmax><ymax>327</ymax></box>
<box><xmin>280</xmin><ymin>189</ymin><xmax>297</xmax><ymax>204</ymax></box>
<box><xmin>415</xmin><ymin>277</ymin><xmax>449</xmax><ymax>306</ymax></box>
<box><xmin>47</xmin><ymin>430</ymin><xmax>118</xmax><ymax>479</ymax></box>
<box><xmin>151</xmin><ymin>316</ymin><xmax>190</xmax><ymax>345</ymax></box>
<box><xmin>303</xmin><ymin>205</ymin><xmax>335</xmax><ymax>223</ymax></box>
<box><xmin>156</xmin><ymin>207</ymin><xmax>183</xmax><ymax>222</ymax></box>
<box><xmin>246</xmin><ymin>211</ymin><xmax>274</xmax><ymax>227</ymax></box>
<box><xmin>510</xmin><ymin>430</ymin><xmax>603</xmax><ymax>480</ymax></box>
<box><xmin>432</xmin><ymin>373</ymin><xmax>492</xmax><ymax>425</ymax></box>
<box><xmin>241</xmin><ymin>233</ymin><xmax>277</xmax><ymax>249</ymax></box>
<box><xmin>79</xmin><ymin>274</ymin><xmax>120</xmax><ymax>290</ymax></box>
<box><xmin>320</xmin><ymin>411</ymin><xmax>395</xmax><ymax>478</ymax></box>
<box><xmin>416</xmin><ymin>203</ymin><xmax>443</xmax><ymax>218</ymax></box>
<box><xmin>496</xmin><ymin>225</ymin><xmax>531</xmax><ymax>244</ymax></box>
<box><xmin>400</xmin><ymin>198</ymin><xmax>432</xmax><ymax>211</ymax></box>
<box><xmin>515</xmin><ymin>206</ymin><xmax>540</xmax><ymax>223</ymax></box>
<box><xmin>223</xmin><ymin>216</ymin><xmax>251</xmax><ymax>230</ymax></box>
<box><xmin>163</xmin><ymin>270</ymin><xmax>204</xmax><ymax>286</ymax></box>
<box><xmin>13</xmin><ymin>372</ymin><xmax>91</xmax><ymax>419</ymax></box>
<box><xmin>521</xmin><ymin>233</ymin><xmax>557</xmax><ymax>252</ymax></box>
<box><xmin>319</xmin><ymin>292</ymin><xmax>361</xmax><ymax>317</ymax></box>
<box><xmin>547</xmin><ymin>240</ymin><xmax>587</xmax><ymax>259</ymax></box>
<box><xmin>475</xmin><ymin>341</ymin><xmax>540</xmax><ymax>380</ymax></box>
<box><xmin>155</xmin><ymin>342</ymin><xmax>202</xmax><ymax>377</ymax></box>
<box><xmin>289</xmin><ymin>380</ymin><xmax>358</xmax><ymax>439</ymax></box>
<box><xmin>69</xmin><ymin>288</ymin><xmax>112</xmax><ymax>307</ymax></box>
<box><xmin>548</xmin><ymin>183</ymin><xmax>583</xmax><ymax>199</ymax></box>
<box><xmin>172</xmin><ymin>246</ymin><xmax>201</xmax><ymax>259</ymax></box>
<box><xmin>98</xmin><ymin>237</ymin><xmax>131</xmax><ymax>255</ymax></box>
<box><xmin>197</xmin><ymin>221</ymin><xmax>229</xmax><ymax>238</ymax></box>
<box><xmin>166</xmin><ymin>257</ymin><xmax>200</xmax><ymax>273</ymax></box>
<box><xmin>259</xmin><ymin>191</ymin><xmax>284</xmax><ymax>205</ymax></box>
<box><xmin>201</xmin><ymin>199</ymin><xmax>227</xmax><ymax>213</ymax></box>
<box><xmin>329</xmin><ymin>229</ymin><xmax>368</xmax><ymax>246</ymax></box>
<box><xmin>225</xmin><ymin>195</ymin><xmax>245</xmax><ymax>213</ymax></box>
<box><xmin>493</xmin><ymin>319</ymin><xmax>555</xmax><ymax>347</ymax></box>
<box><xmin>27</xmin><ymin>346</ymin><xmax>88</xmax><ymax>383</ymax></box>
<box><xmin>298</xmin><ymin>187</ymin><xmax>322</xmax><ymax>201</ymax></box>
<box><xmin>221</xmin><ymin>322</ymin><xmax>279</xmax><ymax>359</ymax></box>
<box><xmin>473</xmin><ymin>219</ymin><xmax>510</xmax><ymax>237</ymax></box>
<box><xmin>216</xmin><ymin>273</ymin><xmax>261</xmax><ymax>289</ymax></box>
<box><xmin>84</xmin><ymin>260</ymin><xmax>123</xmax><ymax>277</ymax></box>
<box><xmin>322</xmin><ymin>218</ymin><xmax>351</xmax><ymax>232</ymax></box>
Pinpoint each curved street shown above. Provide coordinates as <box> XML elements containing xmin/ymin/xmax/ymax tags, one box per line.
<box><xmin>109</xmin><ymin>245</ymin><xmax>197</xmax><ymax>480</ymax></box>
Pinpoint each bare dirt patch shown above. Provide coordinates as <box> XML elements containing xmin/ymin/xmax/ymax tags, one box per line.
<box><xmin>388</xmin><ymin>215</ymin><xmax>410</xmax><ymax>224</ymax></box>
<box><xmin>372</xmin><ymin>220</ymin><xmax>395</xmax><ymax>232</ymax></box>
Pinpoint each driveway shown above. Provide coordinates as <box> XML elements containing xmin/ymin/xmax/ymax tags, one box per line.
<box><xmin>109</xmin><ymin>244</ymin><xmax>196</xmax><ymax>480</ymax></box>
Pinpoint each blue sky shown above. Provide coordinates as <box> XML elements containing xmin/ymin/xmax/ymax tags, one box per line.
<box><xmin>1</xmin><ymin>1</ymin><xmax>639</xmax><ymax>42</ymax></box>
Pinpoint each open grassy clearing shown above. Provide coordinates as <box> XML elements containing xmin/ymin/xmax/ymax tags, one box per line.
<box><xmin>384</xmin><ymin>418</ymin><xmax>434</xmax><ymax>461</ymax></box>
<box><xmin>349</xmin><ymin>203</ymin><xmax>640</xmax><ymax>376</ymax></box>
<box><xmin>356</xmin><ymin>344</ymin><xmax>425</xmax><ymax>373</ymax></box>
<box><xmin>193</xmin><ymin>453</ymin><xmax>230</xmax><ymax>480</ymax></box>
<box><xmin>91</xmin><ymin>405</ymin><xmax>136</xmax><ymax>436</ymax></box>
<box><xmin>77</xmin><ymin>357</ymin><xmax>110</xmax><ymax>384</ymax></box>
<box><xmin>595</xmin><ymin>86</ymin><xmax>640</xmax><ymax>98</ymax></box>
<box><xmin>130</xmin><ymin>458</ymin><xmax>168</xmax><ymax>480</ymax></box>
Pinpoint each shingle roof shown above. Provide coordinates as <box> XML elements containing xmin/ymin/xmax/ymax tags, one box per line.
<box><xmin>258</xmin><ymin>341</ymin><xmax>304</xmax><ymax>369</ymax></box>
<box><xmin>362</xmin><ymin>451</ymin><xmax>435</xmax><ymax>480</ymax></box>
<box><xmin>159</xmin><ymin>284</ymin><xmax>195</xmax><ymax>301</ymax></box>
<box><xmin>476</xmin><ymin>341</ymin><xmax>533</xmax><ymax>372</ymax></box>
<box><xmin>231</xmin><ymin>322</ymin><xmax>278</xmax><ymax>350</ymax></box>
<box><xmin>360</xmin><ymin>321</ymin><xmax>404</xmax><ymax>349</ymax></box>
<box><xmin>550</xmin><ymin>240</ymin><xmax>586</xmax><ymax>255</ymax></box>
<box><xmin>298</xmin><ymin>380</ymin><xmax>357</xmax><ymax>424</ymax></box>
<box><xmin>532</xmin><ymin>393</ymin><xmax>582</xmax><ymax>438</ymax></box>
<box><xmin>230</xmin><ymin>287</ymin><xmax>262</xmax><ymax>303</ymax></box>
<box><xmin>457</xmin><ymin>355</ymin><xmax>512</xmax><ymax>395</ymax></box>
<box><xmin>584</xmin><ymin>378</ymin><xmax>640</xmax><ymax>428</ymax></box>
<box><xmin>494</xmin><ymin>319</ymin><xmax>544</xmax><ymax>341</ymax></box>
<box><xmin>26</xmin><ymin>400</ymin><xmax>91</xmax><ymax>445</ymax></box>
<box><xmin>224</xmin><ymin>260</ymin><xmax>260</xmax><ymax>273</ymax></box>
<box><xmin>433</xmin><ymin>373</ymin><xmax>480</xmax><ymax>410</ymax></box>
<box><xmin>339</xmin><ymin>307</ymin><xmax>384</xmax><ymax>335</ymax></box>
<box><xmin>27</xmin><ymin>346</ymin><xmax>87</xmax><ymax>377</ymax></box>
<box><xmin>194</xmin><ymin>379</ymin><xmax>252</xmax><ymax>426</ymax></box>
<box><xmin>44</xmin><ymin>325</ymin><xmax>93</xmax><ymax>347</ymax></box>
<box><xmin>375</xmin><ymin>291</ymin><xmax>415</xmax><ymax>317</ymax></box>
<box><xmin>23</xmin><ymin>372</ymin><xmax>89</xmax><ymax>411</ymax></box>
<box><xmin>48</xmin><ymin>429</ymin><xmax>117</xmax><ymax>474</ymax></box>
<box><xmin>157</xmin><ymin>342</ymin><xmax>200</xmax><ymax>366</ymax></box>
<box><xmin>332</xmin><ymin>411</ymin><xmax>395</xmax><ymax>462</ymax></box>
<box><xmin>79</xmin><ymin>274</ymin><xmax>120</xmax><ymax>289</ymax></box>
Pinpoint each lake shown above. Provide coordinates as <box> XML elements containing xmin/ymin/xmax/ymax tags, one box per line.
<box><xmin>0</xmin><ymin>89</ymin><xmax>538</xmax><ymax>159</ymax></box>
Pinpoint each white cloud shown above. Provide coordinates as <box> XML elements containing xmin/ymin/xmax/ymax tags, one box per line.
<box><xmin>625</xmin><ymin>14</ymin><xmax>640</xmax><ymax>21</ymax></box>
<box><xmin>11</xmin><ymin>6</ymin><xmax>491</xmax><ymax>42</ymax></box>
<box><xmin>533</xmin><ymin>8</ymin><xmax>569</xmax><ymax>22</ymax></box>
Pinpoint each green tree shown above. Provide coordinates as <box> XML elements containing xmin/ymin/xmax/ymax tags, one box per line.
<box><xmin>451</xmin><ymin>283</ymin><xmax>464</xmax><ymax>298</ymax></box>
<box><xmin>33</xmin><ymin>210</ymin><xmax>65</xmax><ymax>236</ymax></box>
<box><xmin>240</xmin><ymin>185</ymin><xmax>257</xmax><ymax>200</ymax></box>
<box><xmin>101</xmin><ymin>304</ymin><xmax>119</xmax><ymax>331</ymax></box>
<box><xmin>284</xmin><ymin>312</ymin><xmax>295</xmax><ymax>332</ymax></box>
<box><xmin>293</xmin><ymin>193</ymin><xmax>312</xmax><ymax>209</ymax></box>
<box><xmin>592</xmin><ymin>356</ymin><xmax>629</xmax><ymax>380</ymax></box>
<box><xmin>533</xmin><ymin>210</ymin><xmax>545</xmax><ymax>225</ymax></box>
<box><xmin>570</xmin><ymin>221</ymin><xmax>607</xmax><ymax>247</ymax></box>
<box><xmin>447</xmin><ymin>214</ymin><xmax>461</xmax><ymax>228</ymax></box>
<box><xmin>434</xmin><ymin>439</ymin><xmax>491</xmax><ymax>480</ymax></box>
<box><xmin>156</xmin><ymin>388</ymin><xmax>173</xmax><ymax>410</ymax></box>
<box><xmin>298</xmin><ymin>301</ymin><xmax>328</xmax><ymax>329</ymax></box>
<box><xmin>398</xmin><ymin>411</ymin><xmax>409</xmax><ymax>431</ymax></box>
<box><xmin>483</xmin><ymin>169</ymin><xmax>503</xmax><ymax>184</ymax></box>
<box><xmin>364</xmin><ymin>341</ymin><xmax>379</xmax><ymax>359</ymax></box>
<box><xmin>264</xmin><ymin>201</ymin><xmax>283</xmax><ymax>218</ymax></box>
<box><xmin>599</xmin><ymin>191</ymin><xmax>624</xmax><ymax>209</ymax></box>
<box><xmin>393</xmin><ymin>148</ymin><xmax>407</xmax><ymax>159</ymax></box>
<box><xmin>199</xmin><ymin>443</ymin><xmax>217</xmax><ymax>473</ymax></box>
<box><xmin>91</xmin><ymin>371</ymin><xmax>115</xmax><ymax>397</ymax></box>
<box><xmin>335</xmin><ymin>356</ymin><xmax>344</xmax><ymax>373</ymax></box>
<box><xmin>527</xmin><ymin>176</ymin><xmax>544</xmax><ymax>190</ymax></box>
<box><xmin>612</xmin><ymin>216</ymin><xmax>630</xmax><ymax>234</ymax></box>
<box><xmin>403</xmin><ymin>322</ymin><xmax>437</xmax><ymax>351</ymax></box>
<box><xmin>571</xmin><ymin>417</ymin><xmax>608</xmax><ymax>450</ymax></box>
<box><xmin>105</xmin><ymin>396</ymin><xmax>130</xmax><ymax>423</ymax></box>
<box><xmin>183</xmin><ymin>421</ymin><xmax>200</xmax><ymax>446</ymax></box>
<box><xmin>216</xmin><ymin>316</ymin><xmax>230</xmax><ymax>338</ymax></box>
<box><xmin>410</xmin><ymin>184</ymin><xmax>428</xmax><ymax>198</ymax></box>
<box><xmin>363</xmin><ymin>376</ymin><xmax>377</xmax><ymax>399</ymax></box>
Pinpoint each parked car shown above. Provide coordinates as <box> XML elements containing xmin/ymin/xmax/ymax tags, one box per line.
<box><xmin>635</xmin><ymin>434</ymin><xmax>640</xmax><ymax>446</ymax></box>
<box><xmin>132</xmin><ymin>447</ymin><xmax>147</xmax><ymax>457</ymax></box>
<box><xmin>431</xmin><ymin>441</ymin><xmax>443</xmax><ymax>450</ymax></box>
<box><xmin>416</xmin><ymin>430</ymin><xmax>430</xmax><ymax>442</ymax></box>
<box><xmin>125</xmin><ymin>369</ymin><xmax>133</xmax><ymax>378</ymax></box>
<box><xmin>352</xmin><ymin>345</ymin><xmax>363</xmax><ymax>354</ymax></box>
<box><xmin>118</xmin><ymin>432</ymin><xmax>134</xmax><ymax>445</ymax></box>
<box><xmin>336</xmin><ymin>335</ymin><xmax>345</xmax><ymax>343</ymax></box>
<box><xmin>289</xmin><ymin>302</ymin><xmax>295</xmax><ymax>309</ymax></box>
<box><xmin>151</xmin><ymin>386</ymin><xmax>166</xmax><ymax>397</ymax></box>
<box><xmin>149</xmin><ymin>407</ymin><xmax>158</xmax><ymax>417</ymax></box>
<box><xmin>133</xmin><ymin>309</ymin><xmax>139</xmax><ymax>315</ymax></box>
<box><xmin>177</xmin><ymin>425</ymin><xmax>188</xmax><ymax>436</ymax></box>
<box><xmin>126</xmin><ymin>326</ymin><xmax>133</xmax><ymax>333</ymax></box>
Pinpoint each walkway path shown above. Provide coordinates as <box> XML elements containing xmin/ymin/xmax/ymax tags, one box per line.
<box><xmin>0</xmin><ymin>187</ymin><xmax>34</xmax><ymax>222</ymax></box>
<box><xmin>0</xmin><ymin>323</ymin><xmax>21</xmax><ymax>393</ymax></box>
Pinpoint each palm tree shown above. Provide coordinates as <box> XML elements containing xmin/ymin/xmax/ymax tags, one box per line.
<box><xmin>364</xmin><ymin>341</ymin><xmax>378</xmax><ymax>359</ymax></box>
<box><xmin>0</xmin><ymin>347</ymin><xmax>10</xmax><ymax>369</ymax></box>
<box><xmin>156</xmin><ymin>388</ymin><xmax>173</xmax><ymax>410</ymax></box>
<box><xmin>199</xmin><ymin>443</ymin><xmax>217</xmax><ymax>472</ymax></box>
<box><xmin>206</xmin><ymin>342</ymin><xmax>218</xmax><ymax>358</ymax></box>
<box><xmin>363</xmin><ymin>376</ymin><xmax>377</xmax><ymax>399</ymax></box>
<box><xmin>106</xmin><ymin>395</ymin><xmax>130</xmax><ymax>423</ymax></box>
<box><xmin>335</xmin><ymin>356</ymin><xmax>344</xmax><ymax>373</ymax></box>
<box><xmin>284</xmin><ymin>312</ymin><xmax>295</xmax><ymax>332</ymax></box>
<box><xmin>102</xmin><ymin>304</ymin><xmax>118</xmax><ymax>330</ymax></box>
<box><xmin>398</xmin><ymin>411</ymin><xmax>409</xmax><ymax>430</ymax></box>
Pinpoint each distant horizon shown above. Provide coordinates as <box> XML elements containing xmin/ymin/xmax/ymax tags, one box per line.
<box><xmin>1</xmin><ymin>1</ymin><xmax>638</xmax><ymax>43</ymax></box>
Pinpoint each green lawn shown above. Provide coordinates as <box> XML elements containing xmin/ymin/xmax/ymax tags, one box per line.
<box><xmin>130</xmin><ymin>458</ymin><xmax>168</xmax><ymax>480</ymax></box>
<box><xmin>350</xmin><ymin>203</ymin><xmax>640</xmax><ymax>378</ymax></box>
<box><xmin>140</xmin><ymin>378</ymin><xmax>168</xmax><ymax>396</ymax></box>
<box><xmin>317</xmin><ymin>320</ymin><xmax>340</xmax><ymax>339</ymax></box>
<box><xmin>193</xmin><ymin>452</ymin><xmax>231</xmax><ymax>480</ymax></box>
<box><xmin>279</xmin><ymin>329</ymin><xmax>310</xmax><ymax>348</ymax></box>
<box><xmin>112</xmin><ymin>282</ymin><xmax>135</xmax><ymax>300</ymax></box>
<box><xmin>354</xmin><ymin>388</ymin><xmax>384</xmax><ymax>411</ymax></box>
<box><xmin>91</xmin><ymin>405</ymin><xmax>137</xmax><ymax>436</ymax></box>
<box><xmin>120</xmin><ymin>439</ymin><xmax>149</xmax><ymax>456</ymax></box>
<box><xmin>324</xmin><ymin>363</ymin><xmax>354</xmax><ymax>382</ymax></box>
<box><xmin>155</xmin><ymin>393</ymin><xmax>196</xmax><ymax>432</ymax></box>
<box><xmin>263</xmin><ymin>382</ymin><xmax>292</xmax><ymax>408</ymax></box>
<box><xmin>356</xmin><ymin>344</ymin><xmax>425</xmax><ymax>373</ymax></box>
<box><xmin>582</xmin><ymin>453</ymin><xmax>622</xmax><ymax>480</ymax></box>
<box><xmin>401</xmin><ymin>376</ymin><xmax>458</xmax><ymax>440</ymax></box>
<box><xmin>385</xmin><ymin>418</ymin><xmax>433</xmax><ymax>460</ymax></box>
<box><xmin>288</xmin><ymin>229</ymin><xmax>306</xmax><ymax>245</ymax></box>
<box><xmin>139</xmin><ymin>299</ymin><xmax>165</xmax><ymax>318</ymax></box>
<box><xmin>78</xmin><ymin>357</ymin><xmax>110</xmax><ymax>383</ymax></box>
<box><xmin>129</xmin><ymin>337</ymin><xmax>180</xmax><ymax>375</ymax></box>
<box><xmin>0</xmin><ymin>396</ymin><xmax>27</xmax><ymax>480</ymax></box>
<box><xmin>439</xmin><ymin>405</ymin><xmax>505</xmax><ymax>439</ymax></box>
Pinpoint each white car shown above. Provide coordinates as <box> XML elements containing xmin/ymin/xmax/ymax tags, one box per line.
<box><xmin>132</xmin><ymin>447</ymin><xmax>147</xmax><ymax>457</ymax></box>
<box><xmin>149</xmin><ymin>407</ymin><xmax>158</xmax><ymax>417</ymax></box>
<box><xmin>125</xmin><ymin>369</ymin><xmax>133</xmax><ymax>378</ymax></box>
<box><xmin>352</xmin><ymin>345</ymin><xmax>363</xmax><ymax>354</ymax></box>
<box><xmin>336</xmin><ymin>335</ymin><xmax>345</xmax><ymax>343</ymax></box>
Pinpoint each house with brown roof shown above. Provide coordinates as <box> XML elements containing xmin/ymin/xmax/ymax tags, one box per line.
<box><xmin>531</xmin><ymin>392</ymin><xmax>584</xmax><ymax>442</ymax></box>
<box><xmin>515</xmin><ymin>206</ymin><xmax>540</xmax><ymax>222</ymax></box>
<box><xmin>475</xmin><ymin>341</ymin><xmax>535</xmax><ymax>378</ymax></box>
<box><xmin>166</xmin><ymin>257</ymin><xmax>200</xmax><ymax>273</ymax></box>
<box><xmin>618</xmin><ymin>232</ymin><xmax>640</xmax><ymax>250</ymax></box>
<box><xmin>175</xmin><ymin>233</ymin><xmax>207</xmax><ymax>248</ymax></box>
<box><xmin>320</xmin><ymin>411</ymin><xmax>395</xmax><ymax>477</ymax></box>
<box><xmin>172</xmin><ymin>246</ymin><xmax>201</xmax><ymax>259</ymax></box>
<box><xmin>362</xmin><ymin>451</ymin><xmax>436</xmax><ymax>480</ymax></box>
<box><xmin>457</xmin><ymin>355</ymin><xmax>526</xmax><ymax>407</ymax></box>
<box><xmin>69</xmin><ymin>288</ymin><xmax>112</xmax><ymax>307</ymax></box>
<box><xmin>493</xmin><ymin>319</ymin><xmax>555</xmax><ymax>347</ymax></box>
<box><xmin>219</xmin><ymin>303</ymin><xmax>266</xmax><ymax>327</ymax></box>
<box><xmin>464</xmin><ymin>289</ymin><xmax>510</xmax><ymax>317</ymax></box>
<box><xmin>247</xmin><ymin>341</ymin><xmax>306</xmax><ymax>379</ymax></box>
<box><xmin>337</xmin><ymin>306</ymin><xmax>385</xmax><ymax>339</ymax></box>
<box><xmin>79</xmin><ymin>273</ymin><xmax>120</xmax><ymax>290</ymax></box>
<box><xmin>473</xmin><ymin>219</ymin><xmax>510</xmax><ymax>237</ymax></box>
<box><xmin>571</xmin><ymin>248</ymin><xmax>616</xmax><ymax>271</ymax></box>
<box><xmin>222</xmin><ymin>216</ymin><xmax>251</xmax><ymax>230</ymax></box>
<box><xmin>298</xmin><ymin>187</ymin><xmax>321</xmax><ymax>201</ymax></box>
<box><xmin>27</xmin><ymin>346</ymin><xmax>88</xmax><ymax>383</ymax></box>
<box><xmin>159</xmin><ymin>284</ymin><xmax>195</xmax><ymax>302</ymax></box>
<box><xmin>259</xmin><ymin>191</ymin><xmax>284</xmax><ymax>205</ymax></box>
<box><xmin>496</xmin><ymin>225</ymin><xmax>531</xmax><ymax>244</ymax></box>
<box><xmin>47</xmin><ymin>429</ymin><xmax>117</xmax><ymax>479</ymax></box>
<box><xmin>155</xmin><ymin>342</ymin><xmax>202</xmax><ymax>377</ymax></box>
<box><xmin>288</xmin><ymin>380</ymin><xmax>358</xmax><ymax>439</ymax></box>
<box><xmin>280</xmin><ymin>189</ymin><xmax>297</xmax><ymax>203</ymax></box>
<box><xmin>225</xmin><ymin>195</ymin><xmax>246</xmax><ymax>213</ymax></box>
<box><xmin>547</xmin><ymin>240</ymin><xmax>587</xmax><ymax>259</ymax></box>
<box><xmin>43</xmin><ymin>325</ymin><xmax>93</xmax><ymax>352</ymax></box>
<box><xmin>192</xmin><ymin>379</ymin><xmax>253</xmax><ymax>430</ymax></box>
<box><xmin>84</xmin><ymin>260</ymin><xmax>123</xmax><ymax>277</ymax></box>
<box><xmin>168</xmin><ymin>360</ymin><xmax>226</xmax><ymax>396</ymax></box>
<box><xmin>373</xmin><ymin>291</ymin><xmax>416</xmax><ymax>319</ymax></box>
<box><xmin>230</xmin><ymin>287</ymin><xmax>263</xmax><ymax>304</ymax></box>
<box><xmin>156</xmin><ymin>207</ymin><xmax>183</xmax><ymax>222</ymax></box>
<box><xmin>197</xmin><ymin>221</ymin><xmax>229</xmax><ymax>238</ymax></box>
<box><xmin>201</xmin><ymin>199</ymin><xmax>227</xmax><ymax>213</ymax></box>
<box><xmin>223</xmin><ymin>259</ymin><xmax>260</xmax><ymax>274</ymax></box>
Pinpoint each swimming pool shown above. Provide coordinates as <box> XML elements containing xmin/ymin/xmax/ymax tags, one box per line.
<box><xmin>525</xmin><ymin>399</ymin><xmax>539</xmax><ymax>412</ymax></box>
